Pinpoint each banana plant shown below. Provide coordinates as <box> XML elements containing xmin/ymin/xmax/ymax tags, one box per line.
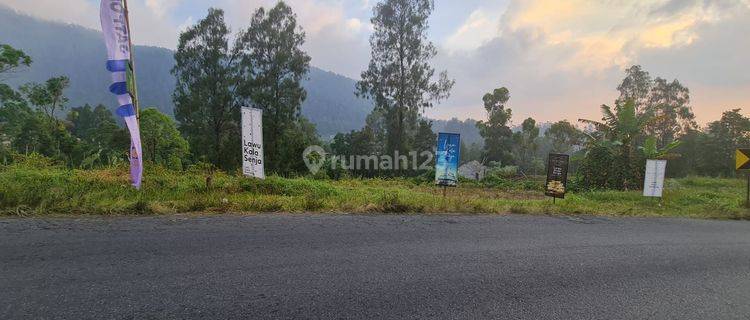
<box><xmin>639</xmin><ymin>136</ymin><xmax>681</xmax><ymax>160</ymax></box>
<box><xmin>579</xmin><ymin>100</ymin><xmax>662</xmax><ymax>145</ymax></box>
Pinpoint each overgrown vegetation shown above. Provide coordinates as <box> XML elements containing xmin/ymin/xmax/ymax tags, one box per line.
<box><xmin>1</xmin><ymin>155</ymin><xmax>748</xmax><ymax>220</ymax></box>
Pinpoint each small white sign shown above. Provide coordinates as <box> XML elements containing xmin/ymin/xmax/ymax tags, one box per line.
<box><xmin>242</xmin><ymin>107</ymin><xmax>265</xmax><ymax>179</ymax></box>
<box><xmin>643</xmin><ymin>159</ymin><xmax>667</xmax><ymax>197</ymax></box>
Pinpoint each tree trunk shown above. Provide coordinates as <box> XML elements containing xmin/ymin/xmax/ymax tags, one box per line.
<box><xmin>214</xmin><ymin>124</ymin><xmax>222</xmax><ymax>169</ymax></box>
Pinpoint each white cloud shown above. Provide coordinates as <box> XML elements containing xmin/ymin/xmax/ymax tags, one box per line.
<box><xmin>221</xmin><ymin>0</ymin><xmax>371</xmax><ymax>78</ymax></box>
<box><xmin>497</xmin><ymin>0</ymin><xmax>734</xmax><ymax>73</ymax></box>
<box><xmin>0</xmin><ymin>0</ymin><xmax>182</xmax><ymax>49</ymax></box>
<box><xmin>360</xmin><ymin>0</ymin><xmax>373</xmax><ymax>10</ymax></box>
<box><xmin>177</xmin><ymin>16</ymin><xmax>194</xmax><ymax>33</ymax></box>
<box><xmin>145</xmin><ymin>0</ymin><xmax>182</xmax><ymax>18</ymax></box>
<box><xmin>122</xmin><ymin>0</ymin><xmax>182</xmax><ymax>49</ymax></box>
<box><xmin>345</xmin><ymin>18</ymin><xmax>363</xmax><ymax>33</ymax></box>
<box><xmin>444</xmin><ymin>9</ymin><xmax>501</xmax><ymax>53</ymax></box>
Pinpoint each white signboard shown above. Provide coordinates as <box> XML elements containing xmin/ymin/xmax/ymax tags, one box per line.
<box><xmin>242</xmin><ymin>107</ymin><xmax>265</xmax><ymax>179</ymax></box>
<box><xmin>643</xmin><ymin>159</ymin><xmax>667</xmax><ymax>197</ymax></box>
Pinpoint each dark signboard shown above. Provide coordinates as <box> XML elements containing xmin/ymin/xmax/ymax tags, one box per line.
<box><xmin>545</xmin><ymin>154</ymin><xmax>570</xmax><ymax>199</ymax></box>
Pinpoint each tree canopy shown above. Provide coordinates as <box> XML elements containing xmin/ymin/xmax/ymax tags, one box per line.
<box><xmin>172</xmin><ymin>8</ymin><xmax>239</xmax><ymax>170</ymax></box>
<box><xmin>234</xmin><ymin>1</ymin><xmax>315</xmax><ymax>174</ymax></box>
<box><xmin>140</xmin><ymin>108</ymin><xmax>189</xmax><ymax>169</ymax></box>
<box><xmin>356</xmin><ymin>0</ymin><xmax>453</xmax><ymax>155</ymax></box>
<box><xmin>477</xmin><ymin>87</ymin><xmax>513</xmax><ymax>165</ymax></box>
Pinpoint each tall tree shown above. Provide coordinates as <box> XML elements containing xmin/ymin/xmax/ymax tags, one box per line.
<box><xmin>67</xmin><ymin>104</ymin><xmax>121</xmax><ymax>142</ymax></box>
<box><xmin>477</xmin><ymin>87</ymin><xmax>514</xmax><ymax>165</ymax></box>
<box><xmin>66</xmin><ymin>104</ymin><xmax>129</xmax><ymax>166</ymax></box>
<box><xmin>357</xmin><ymin>0</ymin><xmax>454</xmax><ymax>156</ymax></box>
<box><xmin>0</xmin><ymin>44</ymin><xmax>32</xmax><ymax>78</ymax></box>
<box><xmin>331</xmin><ymin>108</ymin><xmax>387</xmax><ymax>177</ymax></box>
<box><xmin>172</xmin><ymin>8</ymin><xmax>239</xmax><ymax>170</ymax></box>
<box><xmin>20</xmin><ymin>76</ymin><xmax>70</xmax><ymax>119</ymax></box>
<box><xmin>140</xmin><ymin>108</ymin><xmax>190</xmax><ymax>169</ymax></box>
<box><xmin>616</xmin><ymin>65</ymin><xmax>651</xmax><ymax>112</ymax></box>
<box><xmin>667</xmin><ymin>128</ymin><xmax>705</xmax><ymax>177</ymax></box>
<box><xmin>704</xmin><ymin>109</ymin><xmax>750</xmax><ymax>177</ymax></box>
<box><xmin>646</xmin><ymin>78</ymin><xmax>696</xmax><ymax>146</ymax></box>
<box><xmin>0</xmin><ymin>44</ymin><xmax>32</xmax><ymax>158</ymax></box>
<box><xmin>413</xmin><ymin>119</ymin><xmax>437</xmax><ymax>166</ymax></box>
<box><xmin>234</xmin><ymin>1</ymin><xmax>314</xmax><ymax>174</ymax></box>
<box><xmin>545</xmin><ymin>120</ymin><xmax>583</xmax><ymax>154</ymax></box>
<box><xmin>5</xmin><ymin>71</ymin><xmax>77</xmax><ymax>163</ymax></box>
<box><xmin>615</xmin><ymin>65</ymin><xmax>696</xmax><ymax>146</ymax></box>
<box><xmin>513</xmin><ymin>117</ymin><xmax>540</xmax><ymax>173</ymax></box>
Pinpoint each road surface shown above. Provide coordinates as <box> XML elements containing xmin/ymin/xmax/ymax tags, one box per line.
<box><xmin>1</xmin><ymin>214</ymin><xmax>750</xmax><ymax>319</ymax></box>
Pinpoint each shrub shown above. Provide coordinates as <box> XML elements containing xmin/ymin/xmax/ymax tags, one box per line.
<box><xmin>9</xmin><ymin>152</ymin><xmax>61</xmax><ymax>169</ymax></box>
<box><xmin>303</xmin><ymin>194</ymin><xmax>326</xmax><ymax>211</ymax></box>
<box><xmin>375</xmin><ymin>191</ymin><xmax>424</xmax><ymax>213</ymax></box>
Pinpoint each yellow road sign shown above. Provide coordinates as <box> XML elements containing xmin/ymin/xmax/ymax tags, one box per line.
<box><xmin>737</xmin><ymin>149</ymin><xmax>750</xmax><ymax>170</ymax></box>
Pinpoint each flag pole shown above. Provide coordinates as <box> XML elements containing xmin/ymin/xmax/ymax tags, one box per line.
<box><xmin>122</xmin><ymin>0</ymin><xmax>140</xmax><ymax>121</ymax></box>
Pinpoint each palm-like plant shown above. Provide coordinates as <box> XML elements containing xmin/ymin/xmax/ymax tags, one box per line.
<box><xmin>577</xmin><ymin>99</ymin><xmax>667</xmax><ymax>190</ymax></box>
<box><xmin>578</xmin><ymin>100</ymin><xmax>656</xmax><ymax>146</ymax></box>
<box><xmin>639</xmin><ymin>136</ymin><xmax>681</xmax><ymax>160</ymax></box>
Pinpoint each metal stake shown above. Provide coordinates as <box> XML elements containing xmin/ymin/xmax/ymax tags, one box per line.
<box><xmin>123</xmin><ymin>0</ymin><xmax>140</xmax><ymax>121</ymax></box>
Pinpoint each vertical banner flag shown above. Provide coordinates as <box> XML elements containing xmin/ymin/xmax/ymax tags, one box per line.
<box><xmin>643</xmin><ymin>160</ymin><xmax>667</xmax><ymax>198</ymax></box>
<box><xmin>242</xmin><ymin>107</ymin><xmax>265</xmax><ymax>179</ymax></box>
<box><xmin>435</xmin><ymin>133</ymin><xmax>461</xmax><ymax>187</ymax></box>
<box><xmin>545</xmin><ymin>154</ymin><xmax>570</xmax><ymax>199</ymax></box>
<box><xmin>100</xmin><ymin>0</ymin><xmax>142</xmax><ymax>189</ymax></box>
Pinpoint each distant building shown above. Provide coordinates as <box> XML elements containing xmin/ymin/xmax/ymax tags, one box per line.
<box><xmin>458</xmin><ymin>161</ymin><xmax>488</xmax><ymax>181</ymax></box>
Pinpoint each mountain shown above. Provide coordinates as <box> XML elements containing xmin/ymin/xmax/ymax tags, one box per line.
<box><xmin>0</xmin><ymin>5</ymin><xmax>372</xmax><ymax>138</ymax></box>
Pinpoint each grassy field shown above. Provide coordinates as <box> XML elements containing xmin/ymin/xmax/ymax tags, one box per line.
<box><xmin>1</xmin><ymin>159</ymin><xmax>749</xmax><ymax>220</ymax></box>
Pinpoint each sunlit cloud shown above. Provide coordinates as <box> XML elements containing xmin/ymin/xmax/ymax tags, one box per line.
<box><xmin>444</xmin><ymin>9</ymin><xmax>501</xmax><ymax>53</ymax></box>
<box><xmin>1</xmin><ymin>0</ymin><xmax>747</xmax><ymax>123</ymax></box>
<box><xmin>431</xmin><ymin>0</ymin><xmax>750</xmax><ymax>124</ymax></box>
<box><xmin>497</xmin><ymin>0</ymin><xmax>734</xmax><ymax>73</ymax></box>
<box><xmin>145</xmin><ymin>0</ymin><xmax>183</xmax><ymax>18</ymax></box>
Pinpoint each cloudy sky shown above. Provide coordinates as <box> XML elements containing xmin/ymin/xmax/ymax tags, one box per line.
<box><xmin>2</xmin><ymin>0</ymin><xmax>749</xmax><ymax>125</ymax></box>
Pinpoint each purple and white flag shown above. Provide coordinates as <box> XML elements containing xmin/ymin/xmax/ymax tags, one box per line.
<box><xmin>100</xmin><ymin>0</ymin><xmax>143</xmax><ymax>189</ymax></box>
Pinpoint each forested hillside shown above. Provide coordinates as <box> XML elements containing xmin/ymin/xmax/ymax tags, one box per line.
<box><xmin>0</xmin><ymin>5</ymin><xmax>373</xmax><ymax>137</ymax></box>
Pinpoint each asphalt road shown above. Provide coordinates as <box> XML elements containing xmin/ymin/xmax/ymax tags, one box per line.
<box><xmin>2</xmin><ymin>214</ymin><xmax>750</xmax><ymax>319</ymax></box>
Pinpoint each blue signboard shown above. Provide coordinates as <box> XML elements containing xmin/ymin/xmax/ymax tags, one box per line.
<box><xmin>435</xmin><ymin>133</ymin><xmax>461</xmax><ymax>187</ymax></box>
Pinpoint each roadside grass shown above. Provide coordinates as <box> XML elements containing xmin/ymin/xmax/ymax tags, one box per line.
<box><xmin>1</xmin><ymin>161</ymin><xmax>748</xmax><ymax>219</ymax></box>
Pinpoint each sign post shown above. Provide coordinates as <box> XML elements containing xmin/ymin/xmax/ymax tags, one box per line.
<box><xmin>736</xmin><ymin>149</ymin><xmax>750</xmax><ymax>207</ymax></box>
<box><xmin>643</xmin><ymin>159</ymin><xmax>667</xmax><ymax>199</ymax></box>
<box><xmin>242</xmin><ymin>107</ymin><xmax>265</xmax><ymax>179</ymax></box>
<box><xmin>435</xmin><ymin>133</ymin><xmax>461</xmax><ymax>193</ymax></box>
<box><xmin>545</xmin><ymin>154</ymin><xmax>569</xmax><ymax>203</ymax></box>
